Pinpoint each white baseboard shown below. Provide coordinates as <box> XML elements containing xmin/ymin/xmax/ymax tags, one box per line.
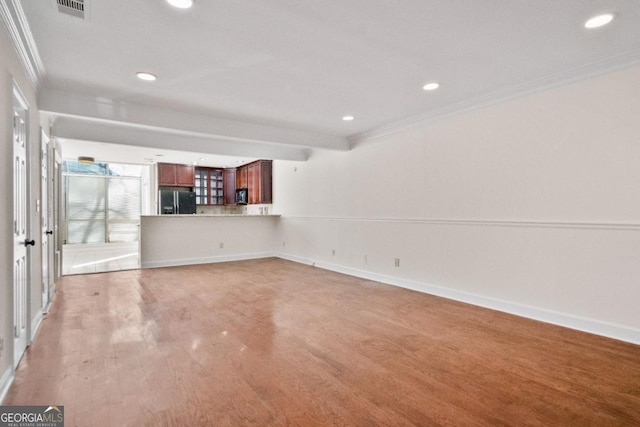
<box><xmin>141</xmin><ymin>252</ymin><xmax>276</xmax><ymax>269</ymax></box>
<box><xmin>0</xmin><ymin>365</ymin><xmax>14</xmax><ymax>404</ymax></box>
<box><xmin>31</xmin><ymin>309</ymin><xmax>43</xmax><ymax>342</ymax></box>
<box><xmin>141</xmin><ymin>251</ymin><xmax>640</xmax><ymax>344</ymax></box>
<box><xmin>276</xmin><ymin>253</ymin><xmax>640</xmax><ymax>345</ymax></box>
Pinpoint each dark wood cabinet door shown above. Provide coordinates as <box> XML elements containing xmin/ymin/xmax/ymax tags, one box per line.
<box><xmin>223</xmin><ymin>168</ymin><xmax>236</xmax><ymax>205</ymax></box>
<box><xmin>158</xmin><ymin>163</ymin><xmax>177</xmax><ymax>186</ymax></box>
<box><xmin>159</xmin><ymin>163</ymin><xmax>194</xmax><ymax>187</ymax></box>
<box><xmin>176</xmin><ymin>164</ymin><xmax>194</xmax><ymax>186</ymax></box>
<box><xmin>260</xmin><ymin>160</ymin><xmax>273</xmax><ymax>204</ymax></box>
<box><xmin>236</xmin><ymin>165</ymin><xmax>248</xmax><ymax>189</ymax></box>
<box><xmin>247</xmin><ymin>162</ymin><xmax>259</xmax><ymax>204</ymax></box>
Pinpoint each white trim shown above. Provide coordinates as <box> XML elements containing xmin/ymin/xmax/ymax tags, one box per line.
<box><xmin>43</xmin><ymin>296</ymin><xmax>53</xmax><ymax>315</ymax></box>
<box><xmin>12</xmin><ymin>80</ymin><xmax>29</xmax><ymax>110</ymax></box>
<box><xmin>275</xmin><ymin>253</ymin><xmax>640</xmax><ymax>345</ymax></box>
<box><xmin>0</xmin><ymin>366</ymin><xmax>14</xmax><ymax>404</ymax></box>
<box><xmin>9</xmin><ymin>0</ymin><xmax>44</xmax><ymax>76</ymax></box>
<box><xmin>30</xmin><ymin>309</ymin><xmax>43</xmax><ymax>342</ymax></box>
<box><xmin>280</xmin><ymin>215</ymin><xmax>640</xmax><ymax>232</ymax></box>
<box><xmin>142</xmin><ymin>249</ymin><xmax>640</xmax><ymax>345</ymax></box>
<box><xmin>349</xmin><ymin>49</ymin><xmax>640</xmax><ymax>145</ymax></box>
<box><xmin>0</xmin><ymin>0</ymin><xmax>42</xmax><ymax>85</ymax></box>
<box><xmin>141</xmin><ymin>252</ymin><xmax>275</xmax><ymax>269</ymax></box>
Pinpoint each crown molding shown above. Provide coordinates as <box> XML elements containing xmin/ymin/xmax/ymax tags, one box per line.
<box><xmin>0</xmin><ymin>0</ymin><xmax>43</xmax><ymax>86</ymax></box>
<box><xmin>349</xmin><ymin>48</ymin><xmax>640</xmax><ymax>146</ymax></box>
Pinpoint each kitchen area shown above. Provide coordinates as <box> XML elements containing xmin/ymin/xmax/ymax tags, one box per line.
<box><xmin>156</xmin><ymin>159</ymin><xmax>273</xmax><ymax>215</ymax></box>
<box><xmin>141</xmin><ymin>159</ymin><xmax>280</xmax><ymax>268</ymax></box>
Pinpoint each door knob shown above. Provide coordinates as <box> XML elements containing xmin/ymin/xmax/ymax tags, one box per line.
<box><xmin>45</xmin><ymin>230</ymin><xmax>53</xmax><ymax>235</ymax></box>
<box><xmin>24</xmin><ymin>239</ymin><xmax>35</xmax><ymax>246</ymax></box>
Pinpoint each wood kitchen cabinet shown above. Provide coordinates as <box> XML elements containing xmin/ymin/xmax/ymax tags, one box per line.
<box><xmin>158</xmin><ymin>163</ymin><xmax>194</xmax><ymax>187</ymax></box>
<box><xmin>237</xmin><ymin>160</ymin><xmax>272</xmax><ymax>204</ymax></box>
<box><xmin>223</xmin><ymin>168</ymin><xmax>236</xmax><ymax>205</ymax></box>
<box><xmin>194</xmin><ymin>167</ymin><xmax>224</xmax><ymax>205</ymax></box>
<box><xmin>236</xmin><ymin>165</ymin><xmax>248</xmax><ymax>189</ymax></box>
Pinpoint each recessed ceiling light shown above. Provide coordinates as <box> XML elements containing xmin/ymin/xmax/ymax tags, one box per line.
<box><xmin>342</xmin><ymin>115</ymin><xmax>355</xmax><ymax>121</ymax></box>
<box><xmin>167</xmin><ymin>0</ymin><xmax>194</xmax><ymax>9</ymax></box>
<box><xmin>136</xmin><ymin>72</ymin><xmax>157</xmax><ymax>81</ymax></box>
<box><xmin>584</xmin><ymin>13</ymin><xmax>614</xmax><ymax>29</ymax></box>
<box><xmin>422</xmin><ymin>82</ymin><xmax>440</xmax><ymax>91</ymax></box>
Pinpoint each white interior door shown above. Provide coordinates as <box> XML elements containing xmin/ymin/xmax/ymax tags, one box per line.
<box><xmin>41</xmin><ymin>130</ymin><xmax>51</xmax><ymax>310</ymax></box>
<box><xmin>13</xmin><ymin>86</ymin><xmax>30</xmax><ymax>368</ymax></box>
<box><xmin>53</xmin><ymin>150</ymin><xmax>62</xmax><ymax>283</ymax></box>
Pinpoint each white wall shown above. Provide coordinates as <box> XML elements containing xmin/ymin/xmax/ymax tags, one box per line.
<box><xmin>0</xmin><ymin>19</ymin><xmax>43</xmax><ymax>397</ymax></box>
<box><xmin>273</xmin><ymin>64</ymin><xmax>640</xmax><ymax>343</ymax></box>
<box><xmin>140</xmin><ymin>215</ymin><xmax>279</xmax><ymax>268</ymax></box>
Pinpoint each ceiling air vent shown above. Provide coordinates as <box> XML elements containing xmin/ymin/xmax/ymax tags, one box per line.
<box><xmin>57</xmin><ymin>0</ymin><xmax>84</xmax><ymax>19</ymax></box>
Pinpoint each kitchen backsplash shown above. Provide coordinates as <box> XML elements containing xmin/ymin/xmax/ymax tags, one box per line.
<box><xmin>196</xmin><ymin>204</ymin><xmax>273</xmax><ymax>215</ymax></box>
<box><xmin>197</xmin><ymin>205</ymin><xmax>246</xmax><ymax>215</ymax></box>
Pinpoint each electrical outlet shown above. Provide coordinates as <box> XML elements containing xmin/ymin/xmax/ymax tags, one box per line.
<box><xmin>219</xmin><ymin>242</ymin><xmax>224</xmax><ymax>249</ymax></box>
<box><xmin>394</xmin><ymin>258</ymin><xmax>400</xmax><ymax>267</ymax></box>
<box><xmin>0</xmin><ymin>336</ymin><xmax>3</xmax><ymax>358</ymax></box>
<box><xmin>332</xmin><ymin>249</ymin><xmax>336</xmax><ymax>256</ymax></box>
<box><xmin>283</xmin><ymin>241</ymin><xmax>286</xmax><ymax>247</ymax></box>
<box><xmin>364</xmin><ymin>254</ymin><xmax>368</xmax><ymax>265</ymax></box>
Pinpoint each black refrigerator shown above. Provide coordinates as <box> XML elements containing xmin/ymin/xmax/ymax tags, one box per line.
<box><xmin>159</xmin><ymin>190</ymin><xmax>196</xmax><ymax>215</ymax></box>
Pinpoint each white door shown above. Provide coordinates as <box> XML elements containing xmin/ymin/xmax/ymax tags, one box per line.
<box><xmin>41</xmin><ymin>130</ymin><xmax>51</xmax><ymax>310</ymax></box>
<box><xmin>53</xmin><ymin>149</ymin><xmax>62</xmax><ymax>283</ymax></box>
<box><xmin>13</xmin><ymin>86</ymin><xmax>30</xmax><ymax>368</ymax></box>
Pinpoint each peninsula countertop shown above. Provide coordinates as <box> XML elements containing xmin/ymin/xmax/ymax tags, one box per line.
<box><xmin>141</xmin><ymin>214</ymin><xmax>281</xmax><ymax>218</ymax></box>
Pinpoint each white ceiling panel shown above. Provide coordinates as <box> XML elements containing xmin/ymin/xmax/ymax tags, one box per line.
<box><xmin>15</xmin><ymin>0</ymin><xmax>640</xmax><ymax>154</ymax></box>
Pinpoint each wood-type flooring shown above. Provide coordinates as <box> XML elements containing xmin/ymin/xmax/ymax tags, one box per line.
<box><xmin>5</xmin><ymin>258</ymin><xmax>640</xmax><ymax>426</ymax></box>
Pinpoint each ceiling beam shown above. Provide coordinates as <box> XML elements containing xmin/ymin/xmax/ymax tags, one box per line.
<box><xmin>39</xmin><ymin>88</ymin><xmax>349</xmax><ymax>159</ymax></box>
<box><xmin>50</xmin><ymin>114</ymin><xmax>311</xmax><ymax>161</ymax></box>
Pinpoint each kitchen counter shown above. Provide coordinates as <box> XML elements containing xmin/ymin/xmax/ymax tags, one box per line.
<box><xmin>140</xmin><ymin>214</ymin><xmax>279</xmax><ymax>268</ymax></box>
<box><xmin>141</xmin><ymin>214</ymin><xmax>281</xmax><ymax>218</ymax></box>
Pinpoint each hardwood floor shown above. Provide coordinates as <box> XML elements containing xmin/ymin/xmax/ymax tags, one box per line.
<box><xmin>5</xmin><ymin>258</ymin><xmax>640</xmax><ymax>426</ymax></box>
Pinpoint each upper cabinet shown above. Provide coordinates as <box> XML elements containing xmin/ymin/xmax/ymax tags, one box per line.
<box><xmin>236</xmin><ymin>165</ymin><xmax>248</xmax><ymax>189</ymax></box>
<box><xmin>158</xmin><ymin>163</ymin><xmax>194</xmax><ymax>187</ymax></box>
<box><xmin>195</xmin><ymin>167</ymin><xmax>224</xmax><ymax>205</ymax></box>
<box><xmin>158</xmin><ymin>160</ymin><xmax>271</xmax><ymax>205</ymax></box>
<box><xmin>237</xmin><ymin>160</ymin><xmax>272</xmax><ymax>204</ymax></box>
<box><xmin>223</xmin><ymin>168</ymin><xmax>237</xmax><ymax>205</ymax></box>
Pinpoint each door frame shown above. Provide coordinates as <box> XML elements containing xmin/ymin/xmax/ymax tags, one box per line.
<box><xmin>41</xmin><ymin>129</ymin><xmax>54</xmax><ymax>313</ymax></box>
<box><xmin>53</xmin><ymin>145</ymin><xmax>62</xmax><ymax>283</ymax></box>
<box><xmin>12</xmin><ymin>81</ymin><xmax>31</xmax><ymax>369</ymax></box>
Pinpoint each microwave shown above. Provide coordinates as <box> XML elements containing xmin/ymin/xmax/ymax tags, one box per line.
<box><xmin>235</xmin><ymin>188</ymin><xmax>248</xmax><ymax>204</ymax></box>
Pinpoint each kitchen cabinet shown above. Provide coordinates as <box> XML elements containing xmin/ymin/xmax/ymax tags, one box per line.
<box><xmin>237</xmin><ymin>160</ymin><xmax>272</xmax><ymax>204</ymax></box>
<box><xmin>158</xmin><ymin>163</ymin><xmax>194</xmax><ymax>187</ymax></box>
<box><xmin>195</xmin><ymin>167</ymin><xmax>224</xmax><ymax>205</ymax></box>
<box><xmin>223</xmin><ymin>168</ymin><xmax>236</xmax><ymax>205</ymax></box>
<box><xmin>236</xmin><ymin>165</ymin><xmax>248</xmax><ymax>189</ymax></box>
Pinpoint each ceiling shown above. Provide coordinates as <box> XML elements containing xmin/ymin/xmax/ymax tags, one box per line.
<box><xmin>10</xmin><ymin>0</ymin><xmax>640</xmax><ymax>163</ymax></box>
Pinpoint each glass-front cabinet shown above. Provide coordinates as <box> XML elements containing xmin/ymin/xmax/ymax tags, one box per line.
<box><xmin>195</xmin><ymin>167</ymin><xmax>224</xmax><ymax>205</ymax></box>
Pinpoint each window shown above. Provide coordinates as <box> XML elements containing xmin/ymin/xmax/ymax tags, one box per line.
<box><xmin>63</xmin><ymin>160</ymin><xmax>143</xmax><ymax>243</ymax></box>
<box><xmin>195</xmin><ymin>167</ymin><xmax>224</xmax><ymax>205</ymax></box>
